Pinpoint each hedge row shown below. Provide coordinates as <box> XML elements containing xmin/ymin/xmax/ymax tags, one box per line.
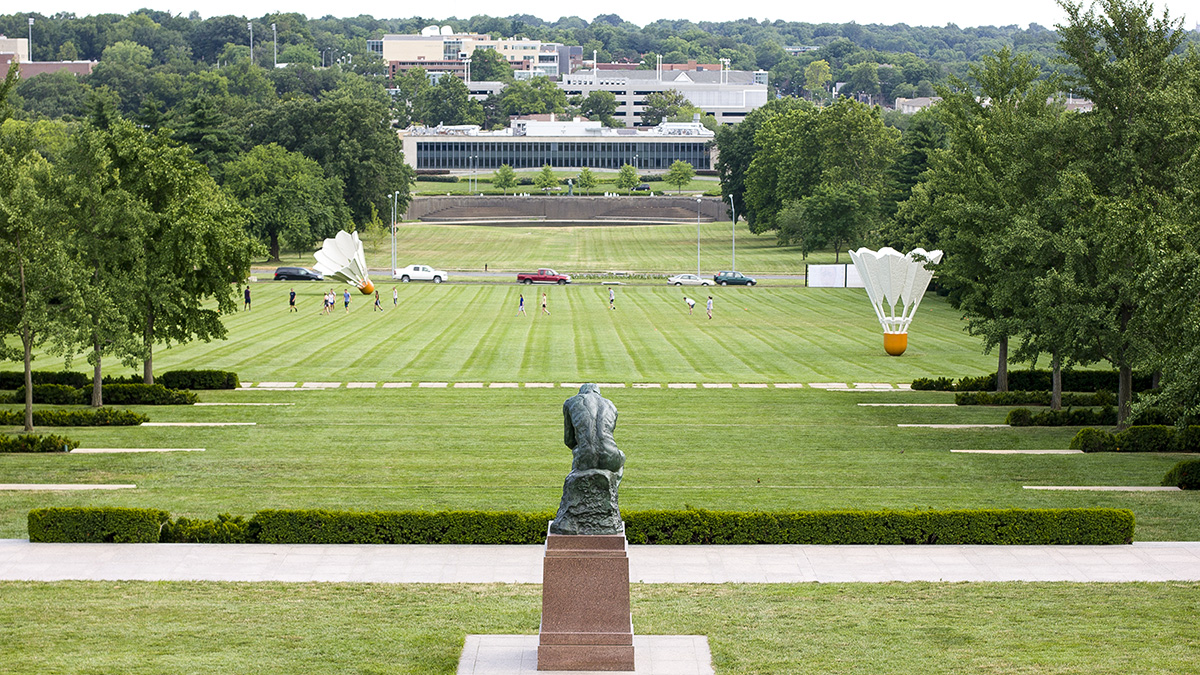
<box><xmin>1</xmin><ymin>369</ymin><xmax>238</xmax><ymax>391</ymax></box>
<box><xmin>27</xmin><ymin>507</ymin><xmax>1135</xmax><ymax>545</ymax></box>
<box><xmin>1006</xmin><ymin>406</ymin><xmax>1117</xmax><ymax>427</ymax></box>
<box><xmin>1069</xmin><ymin>425</ymin><xmax>1200</xmax><ymax>453</ymax></box>
<box><xmin>0</xmin><ymin>407</ymin><xmax>147</xmax><ymax>426</ymax></box>
<box><xmin>9</xmin><ymin>383</ymin><xmax>197</xmax><ymax>405</ymax></box>
<box><xmin>913</xmin><ymin>370</ymin><xmax>1154</xmax><ymax>393</ymax></box>
<box><xmin>956</xmin><ymin>391</ymin><xmax>1115</xmax><ymax>407</ymax></box>
<box><xmin>1163</xmin><ymin>460</ymin><xmax>1200</xmax><ymax>489</ymax></box>
<box><xmin>0</xmin><ymin>434</ymin><xmax>79</xmax><ymax>453</ymax></box>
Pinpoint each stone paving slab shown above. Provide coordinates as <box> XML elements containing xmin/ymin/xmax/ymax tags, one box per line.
<box><xmin>0</xmin><ymin>484</ymin><xmax>136</xmax><ymax>491</ymax></box>
<box><xmin>71</xmin><ymin>448</ymin><xmax>204</xmax><ymax>454</ymax></box>
<box><xmin>807</xmin><ymin>383</ymin><xmax>845</xmax><ymax>389</ymax></box>
<box><xmin>458</xmin><ymin>635</ymin><xmax>713</xmax><ymax>675</ymax></box>
<box><xmin>633</xmin><ymin>383</ymin><xmax>662</xmax><ymax>389</ymax></box>
<box><xmin>2</xmin><ymin>541</ymin><xmax>1197</xmax><ymax>583</ymax></box>
<box><xmin>382</xmin><ymin>382</ymin><xmax>412</xmax><ymax>388</ymax></box>
<box><xmin>140</xmin><ymin>422</ymin><xmax>256</xmax><ymax>427</ymax></box>
<box><xmin>701</xmin><ymin>383</ymin><xmax>732</xmax><ymax>389</ymax></box>
<box><xmin>737</xmin><ymin>383</ymin><xmax>768</xmax><ymax>388</ymax></box>
<box><xmin>1024</xmin><ymin>486</ymin><xmax>1182</xmax><ymax>491</ymax></box>
<box><xmin>525</xmin><ymin>383</ymin><xmax>554</xmax><ymax>388</ymax></box>
<box><xmin>859</xmin><ymin>403</ymin><xmax>957</xmax><ymax>407</ymax></box>
<box><xmin>347</xmin><ymin>382</ymin><xmax>377</xmax><ymax>388</ymax></box>
<box><xmin>954</xmin><ymin>450</ymin><xmax>1082</xmax><ymax>455</ymax></box>
<box><xmin>667</xmin><ymin>383</ymin><xmax>696</xmax><ymax>389</ymax></box>
<box><xmin>489</xmin><ymin>383</ymin><xmax>519</xmax><ymax>388</ymax></box>
<box><xmin>774</xmin><ymin>383</ymin><xmax>804</xmax><ymax>389</ymax></box>
<box><xmin>853</xmin><ymin>383</ymin><xmax>895</xmax><ymax>389</ymax></box>
<box><xmin>301</xmin><ymin>382</ymin><xmax>341</xmax><ymax>388</ymax></box>
<box><xmin>454</xmin><ymin>383</ymin><xmax>485</xmax><ymax>388</ymax></box>
<box><xmin>898</xmin><ymin>424</ymin><xmax>1010</xmax><ymax>429</ymax></box>
<box><xmin>195</xmin><ymin>403</ymin><xmax>294</xmax><ymax>406</ymax></box>
<box><xmin>256</xmin><ymin>381</ymin><xmax>296</xmax><ymax>388</ymax></box>
<box><xmin>419</xmin><ymin>382</ymin><xmax>449</xmax><ymax>388</ymax></box>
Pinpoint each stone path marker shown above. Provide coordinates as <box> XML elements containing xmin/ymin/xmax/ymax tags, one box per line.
<box><xmin>0</xmin><ymin>483</ymin><xmax>136</xmax><ymax>490</ymax></box>
<box><xmin>1024</xmin><ymin>485</ymin><xmax>1181</xmax><ymax>491</ymax></box>
<box><xmin>256</xmin><ymin>381</ymin><xmax>296</xmax><ymax>388</ymax></box>
<box><xmin>897</xmin><ymin>424</ymin><xmax>1010</xmax><ymax>429</ymax></box>
<box><xmin>526</xmin><ymin>383</ymin><xmax>554</xmax><ymax>388</ymax></box>
<box><xmin>140</xmin><ymin>422</ymin><xmax>256</xmax><ymax>427</ymax></box>
<box><xmin>455</xmin><ymin>382</ymin><xmax>485</xmax><ymax>388</ymax></box>
<box><xmin>419</xmin><ymin>382</ymin><xmax>449</xmax><ymax>388</ymax></box>
<box><xmin>301</xmin><ymin>382</ymin><xmax>341</xmax><ymax>388</ymax></box>
<box><xmin>807</xmin><ymin>383</ymin><xmax>845</xmax><ymax>388</ymax></box>
<box><xmin>666</xmin><ymin>383</ymin><xmax>696</xmax><ymax>389</ymax></box>
<box><xmin>347</xmin><ymin>382</ymin><xmax>376</xmax><ymax>389</ymax></box>
<box><xmin>701</xmin><ymin>383</ymin><xmax>732</xmax><ymax>388</ymax></box>
<box><xmin>382</xmin><ymin>382</ymin><xmax>412</xmax><ymax>388</ymax></box>
<box><xmin>738</xmin><ymin>383</ymin><xmax>768</xmax><ymax>388</ymax></box>
<box><xmin>632</xmin><ymin>383</ymin><xmax>661</xmax><ymax>389</ymax></box>
<box><xmin>854</xmin><ymin>383</ymin><xmax>895</xmax><ymax>389</ymax></box>
<box><xmin>953</xmin><ymin>449</ymin><xmax>1082</xmax><ymax>454</ymax></box>
<box><xmin>490</xmin><ymin>383</ymin><xmax>520</xmax><ymax>388</ymax></box>
<box><xmin>71</xmin><ymin>448</ymin><xmax>204</xmax><ymax>454</ymax></box>
<box><xmin>774</xmin><ymin>383</ymin><xmax>804</xmax><ymax>388</ymax></box>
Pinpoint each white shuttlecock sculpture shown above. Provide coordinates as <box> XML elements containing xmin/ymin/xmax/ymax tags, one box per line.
<box><xmin>314</xmin><ymin>230</ymin><xmax>375</xmax><ymax>295</ymax></box>
<box><xmin>848</xmin><ymin>247</ymin><xmax>943</xmax><ymax>356</ymax></box>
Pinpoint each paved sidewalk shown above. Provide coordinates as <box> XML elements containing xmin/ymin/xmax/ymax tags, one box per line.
<box><xmin>2</xmin><ymin>540</ymin><xmax>1198</xmax><ymax>583</ymax></box>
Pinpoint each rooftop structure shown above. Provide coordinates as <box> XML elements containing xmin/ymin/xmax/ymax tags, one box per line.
<box><xmin>560</xmin><ymin>67</ymin><xmax>768</xmax><ymax>127</ymax></box>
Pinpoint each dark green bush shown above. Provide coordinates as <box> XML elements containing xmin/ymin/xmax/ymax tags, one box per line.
<box><xmin>1115</xmin><ymin>425</ymin><xmax>1175</xmax><ymax>453</ymax></box>
<box><xmin>10</xmin><ymin>384</ymin><xmax>87</xmax><ymax>405</ymax></box>
<box><xmin>1006</xmin><ymin>406</ymin><xmax>1117</xmax><ymax>427</ymax></box>
<box><xmin>951</xmin><ymin>370</ymin><xmax>1154</xmax><ymax>392</ymax></box>
<box><xmin>0</xmin><ymin>370</ymin><xmax>89</xmax><ymax>389</ymax></box>
<box><xmin>163</xmin><ymin>514</ymin><xmax>252</xmax><ymax>543</ymax></box>
<box><xmin>101</xmin><ymin>374</ymin><xmax>143</xmax><ymax>385</ymax></box>
<box><xmin>1175</xmin><ymin>426</ymin><xmax>1200</xmax><ymax>453</ymax></box>
<box><xmin>1162</xmin><ymin>460</ymin><xmax>1200</xmax><ymax>490</ymax></box>
<box><xmin>911</xmin><ymin>377</ymin><xmax>955</xmax><ymax>391</ymax></box>
<box><xmin>159</xmin><ymin>370</ymin><xmax>240</xmax><ymax>390</ymax></box>
<box><xmin>0</xmin><ymin>433</ymin><xmax>79</xmax><ymax>453</ymax></box>
<box><xmin>1070</xmin><ymin>428</ymin><xmax>1117</xmax><ymax>453</ymax></box>
<box><xmin>0</xmin><ymin>407</ymin><xmax>146</xmax><ymax>426</ymax></box>
<box><xmin>100</xmin><ymin>384</ymin><xmax>197</xmax><ymax>405</ymax></box>
<box><xmin>28</xmin><ymin>507</ymin><xmax>170</xmax><ymax>542</ymax></box>
<box><xmin>417</xmin><ymin>175</ymin><xmax>460</xmax><ymax>183</ymax></box>
<box><xmin>957</xmin><ymin>391</ymin><xmax>1114</xmax><ymax>407</ymax></box>
<box><xmin>29</xmin><ymin>507</ymin><xmax>1134</xmax><ymax>545</ymax></box>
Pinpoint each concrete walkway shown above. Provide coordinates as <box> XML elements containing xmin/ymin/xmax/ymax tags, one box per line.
<box><xmin>2</xmin><ymin>540</ymin><xmax>1198</xmax><ymax>583</ymax></box>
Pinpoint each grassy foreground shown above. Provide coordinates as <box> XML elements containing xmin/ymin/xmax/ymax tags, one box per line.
<box><xmin>2</xmin><ymin>581</ymin><xmax>1197</xmax><ymax>674</ymax></box>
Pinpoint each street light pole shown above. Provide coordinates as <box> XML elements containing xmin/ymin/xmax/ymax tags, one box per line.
<box><xmin>729</xmin><ymin>194</ymin><xmax>736</xmax><ymax>270</ymax></box>
<box><xmin>391</xmin><ymin>191</ymin><xmax>399</xmax><ymax>273</ymax></box>
<box><xmin>272</xmin><ymin>23</ymin><xmax>277</xmax><ymax>68</ymax></box>
<box><xmin>27</xmin><ymin>18</ymin><xmax>33</xmax><ymax>61</ymax></box>
<box><xmin>696</xmin><ymin>197</ymin><xmax>702</xmax><ymax>277</ymax></box>
<box><xmin>248</xmin><ymin>22</ymin><xmax>254</xmax><ymax>63</ymax></box>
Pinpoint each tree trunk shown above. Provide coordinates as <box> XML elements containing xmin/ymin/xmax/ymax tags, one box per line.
<box><xmin>23</xmin><ymin>326</ymin><xmax>34</xmax><ymax>433</ymax></box>
<box><xmin>1051</xmin><ymin>352</ymin><xmax>1062</xmax><ymax>411</ymax></box>
<box><xmin>269</xmin><ymin>231</ymin><xmax>280</xmax><ymax>262</ymax></box>
<box><xmin>143</xmin><ymin>312</ymin><xmax>154</xmax><ymax>385</ymax></box>
<box><xmin>996</xmin><ymin>336</ymin><xmax>1009</xmax><ymax>392</ymax></box>
<box><xmin>1117</xmin><ymin>363</ymin><xmax>1132</xmax><ymax>428</ymax></box>
<box><xmin>92</xmin><ymin>340</ymin><xmax>103</xmax><ymax>407</ymax></box>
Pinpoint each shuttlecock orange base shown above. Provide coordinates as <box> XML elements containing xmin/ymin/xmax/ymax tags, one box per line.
<box><xmin>883</xmin><ymin>332</ymin><xmax>908</xmax><ymax>356</ymax></box>
<box><xmin>358</xmin><ymin>280</ymin><xmax>376</xmax><ymax>295</ymax></box>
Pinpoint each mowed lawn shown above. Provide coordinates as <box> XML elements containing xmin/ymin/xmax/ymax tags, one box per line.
<box><xmin>319</xmin><ymin>220</ymin><xmax>851</xmax><ymax>274</ymax></box>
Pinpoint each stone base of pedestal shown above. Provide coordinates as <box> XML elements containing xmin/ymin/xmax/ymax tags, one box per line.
<box><xmin>458</xmin><ymin>635</ymin><xmax>714</xmax><ymax>675</ymax></box>
<box><xmin>537</xmin><ymin>530</ymin><xmax>634</xmax><ymax>671</ymax></box>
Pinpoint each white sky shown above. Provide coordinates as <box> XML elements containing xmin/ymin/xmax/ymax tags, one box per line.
<box><xmin>18</xmin><ymin>0</ymin><xmax>1196</xmax><ymax>30</ymax></box>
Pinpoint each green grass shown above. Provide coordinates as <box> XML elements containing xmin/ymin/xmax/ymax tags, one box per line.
<box><xmin>4</xmin><ymin>284</ymin><xmax>1196</xmax><ymax>540</ymax></box>
<box><xmin>268</xmin><ymin>219</ymin><xmax>853</xmax><ymax>272</ymax></box>
<box><xmin>2</xmin><ymin>581</ymin><xmax>1197</xmax><ymax>673</ymax></box>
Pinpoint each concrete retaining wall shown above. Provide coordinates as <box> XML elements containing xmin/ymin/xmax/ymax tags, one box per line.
<box><xmin>405</xmin><ymin>196</ymin><xmax>728</xmax><ymax>222</ymax></box>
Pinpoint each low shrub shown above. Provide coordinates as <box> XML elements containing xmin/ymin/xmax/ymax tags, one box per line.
<box><xmin>1162</xmin><ymin>460</ymin><xmax>1200</xmax><ymax>490</ymax></box>
<box><xmin>28</xmin><ymin>507</ymin><xmax>1135</xmax><ymax>545</ymax></box>
<box><xmin>100</xmin><ymin>384</ymin><xmax>197</xmax><ymax>405</ymax></box>
<box><xmin>911</xmin><ymin>377</ymin><xmax>955</xmax><ymax>391</ymax></box>
<box><xmin>956</xmin><ymin>391</ymin><xmax>1114</xmax><ymax>407</ymax></box>
<box><xmin>1115</xmin><ymin>425</ymin><xmax>1175</xmax><ymax>453</ymax></box>
<box><xmin>416</xmin><ymin>175</ymin><xmax>460</xmax><ymax>183</ymax></box>
<box><xmin>0</xmin><ymin>370</ymin><xmax>89</xmax><ymax>389</ymax></box>
<box><xmin>10</xmin><ymin>384</ymin><xmax>86</xmax><ymax>405</ymax></box>
<box><xmin>414</xmin><ymin>169</ymin><xmax>451</xmax><ymax>176</ymax></box>
<box><xmin>28</xmin><ymin>507</ymin><xmax>170</xmax><ymax>543</ymax></box>
<box><xmin>164</xmin><ymin>514</ymin><xmax>252</xmax><ymax>543</ymax></box>
<box><xmin>1006</xmin><ymin>406</ymin><xmax>1117</xmax><ymax>427</ymax></box>
<box><xmin>0</xmin><ymin>407</ymin><xmax>146</xmax><ymax>426</ymax></box>
<box><xmin>159</xmin><ymin>370</ymin><xmax>240</xmax><ymax>390</ymax></box>
<box><xmin>0</xmin><ymin>433</ymin><xmax>79</xmax><ymax>453</ymax></box>
<box><xmin>1070</xmin><ymin>428</ymin><xmax>1117</xmax><ymax>453</ymax></box>
<box><xmin>1175</xmin><ymin>426</ymin><xmax>1200</xmax><ymax>453</ymax></box>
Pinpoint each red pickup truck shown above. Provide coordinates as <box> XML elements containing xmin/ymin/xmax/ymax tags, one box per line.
<box><xmin>517</xmin><ymin>268</ymin><xmax>572</xmax><ymax>285</ymax></box>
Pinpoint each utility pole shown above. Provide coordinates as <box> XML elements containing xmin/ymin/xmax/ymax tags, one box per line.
<box><xmin>248</xmin><ymin>22</ymin><xmax>254</xmax><ymax>63</ymax></box>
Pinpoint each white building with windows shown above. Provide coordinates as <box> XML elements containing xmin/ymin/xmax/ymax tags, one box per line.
<box><xmin>558</xmin><ymin>68</ymin><xmax>768</xmax><ymax>127</ymax></box>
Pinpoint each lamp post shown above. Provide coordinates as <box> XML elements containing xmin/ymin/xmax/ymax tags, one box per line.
<box><xmin>272</xmin><ymin>23</ymin><xmax>277</xmax><ymax>68</ymax></box>
<box><xmin>27</xmin><ymin>18</ymin><xmax>33</xmax><ymax>61</ymax></box>
<box><xmin>390</xmin><ymin>190</ymin><xmax>400</xmax><ymax>273</ymax></box>
<box><xmin>248</xmin><ymin>22</ymin><xmax>254</xmax><ymax>63</ymax></box>
<box><xmin>729</xmin><ymin>194</ymin><xmax>736</xmax><ymax>270</ymax></box>
<box><xmin>696</xmin><ymin>197</ymin><xmax>702</xmax><ymax>277</ymax></box>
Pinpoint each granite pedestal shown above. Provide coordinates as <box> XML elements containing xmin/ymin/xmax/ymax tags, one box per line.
<box><xmin>538</xmin><ymin>532</ymin><xmax>634</xmax><ymax>671</ymax></box>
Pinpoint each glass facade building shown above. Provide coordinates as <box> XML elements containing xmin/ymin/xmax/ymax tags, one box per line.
<box><xmin>414</xmin><ymin>139</ymin><xmax>711</xmax><ymax>170</ymax></box>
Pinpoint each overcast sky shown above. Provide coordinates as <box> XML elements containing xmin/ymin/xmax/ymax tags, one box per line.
<box><xmin>18</xmin><ymin>0</ymin><xmax>1195</xmax><ymax>30</ymax></box>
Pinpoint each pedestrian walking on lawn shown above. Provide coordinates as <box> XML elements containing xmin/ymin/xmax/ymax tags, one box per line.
<box><xmin>373</xmin><ymin>289</ymin><xmax>383</xmax><ymax>312</ymax></box>
<box><xmin>609</xmin><ymin>287</ymin><xmax>616</xmax><ymax>310</ymax></box>
<box><xmin>518</xmin><ymin>293</ymin><xmax>526</xmax><ymax>316</ymax></box>
<box><xmin>344</xmin><ymin>289</ymin><xmax>351</xmax><ymax>313</ymax></box>
<box><xmin>289</xmin><ymin>288</ymin><xmax>297</xmax><ymax>312</ymax></box>
<box><xmin>706</xmin><ymin>295</ymin><xmax>713</xmax><ymax>320</ymax></box>
<box><xmin>542</xmin><ymin>292</ymin><xmax>550</xmax><ymax>315</ymax></box>
<box><xmin>684</xmin><ymin>295</ymin><xmax>695</xmax><ymax>315</ymax></box>
<box><xmin>244</xmin><ymin>286</ymin><xmax>251</xmax><ymax>311</ymax></box>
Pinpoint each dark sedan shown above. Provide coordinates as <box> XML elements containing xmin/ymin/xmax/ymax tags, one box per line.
<box><xmin>274</xmin><ymin>266</ymin><xmax>324</xmax><ymax>281</ymax></box>
<box><xmin>714</xmin><ymin>271</ymin><xmax>757</xmax><ymax>286</ymax></box>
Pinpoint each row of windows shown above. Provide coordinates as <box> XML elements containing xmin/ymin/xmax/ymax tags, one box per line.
<box><xmin>415</xmin><ymin>141</ymin><xmax>711</xmax><ymax>170</ymax></box>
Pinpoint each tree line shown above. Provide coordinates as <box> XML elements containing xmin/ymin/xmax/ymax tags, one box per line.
<box><xmin>718</xmin><ymin>0</ymin><xmax>1200</xmax><ymax>427</ymax></box>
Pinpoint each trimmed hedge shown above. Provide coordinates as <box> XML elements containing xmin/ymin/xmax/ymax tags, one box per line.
<box><xmin>10</xmin><ymin>384</ymin><xmax>86</xmax><ymax>405</ymax></box>
<box><xmin>417</xmin><ymin>175</ymin><xmax>460</xmax><ymax>183</ymax></box>
<box><xmin>1006</xmin><ymin>406</ymin><xmax>1117</xmax><ymax>427</ymax></box>
<box><xmin>0</xmin><ymin>370</ymin><xmax>89</xmax><ymax>389</ymax></box>
<box><xmin>956</xmin><ymin>391</ymin><xmax>1115</xmax><ymax>407</ymax></box>
<box><xmin>0</xmin><ymin>407</ymin><xmax>147</xmax><ymax>427</ymax></box>
<box><xmin>1070</xmin><ymin>425</ymin><xmax>1200</xmax><ymax>453</ymax></box>
<box><xmin>27</xmin><ymin>507</ymin><xmax>1135</xmax><ymax>545</ymax></box>
<box><xmin>10</xmin><ymin>383</ymin><xmax>196</xmax><ymax>405</ymax></box>
<box><xmin>28</xmin><ymin>507</ymin><xmax>170</xmax><ymax>542</ymax></box>
<box><xmin>914</xmin><ymin>370</ymin><xmax>1154</xmax><ymax>393</ymax></box>
<box><xmin>159</xmin><ymin>370</ymin><xmax>240</xmax><ymax>390</ymax></box>
<box><xmin>1162</xmin><ymin>460</ymin><xmax>1200</xmax><ymax>490</ymax></box>
<box><xmin>0</xmin><ymin>433</ymin><xmax>79</xmax><ymax>453</ymax></box>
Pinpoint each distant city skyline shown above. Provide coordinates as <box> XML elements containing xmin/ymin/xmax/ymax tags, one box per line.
<box><xmin>15</xmin><ymin>0</ymin><xmax>1195</xmax><ymax>30</ymax></box>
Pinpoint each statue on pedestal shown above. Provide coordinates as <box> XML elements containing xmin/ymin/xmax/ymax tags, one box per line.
<box><xmin>550</xmin><ymin>383</ymin><xmax>625</xmax><ymax>535</ymax></box>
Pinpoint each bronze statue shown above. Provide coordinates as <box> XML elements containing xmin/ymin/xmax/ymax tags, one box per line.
<box><xmin>550</xmin><ymin>383</ymin><xmax>625</xmax><ymax>535</ymax></box>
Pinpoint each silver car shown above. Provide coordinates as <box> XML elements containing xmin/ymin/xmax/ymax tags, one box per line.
<box><xmin>667</xmin><ymin>273</ymin><xmax>713</xmax><ymax>286</ymax></box>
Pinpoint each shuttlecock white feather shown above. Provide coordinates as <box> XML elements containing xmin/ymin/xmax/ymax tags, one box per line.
<box><xmin>313</xmin><ymin>230</ymin><xmax>375</xmax><ymax>295</ymax></box>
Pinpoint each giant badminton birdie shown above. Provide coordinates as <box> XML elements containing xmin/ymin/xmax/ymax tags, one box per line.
<box><xmin>314</xmin><ymin>230</ymin><xmax>375</xmax><ymax>295</ymax></box>
<box><xmin>848</xmin><ymin>247</ymin><xmax>943</xmax><ymax>356</ymax></box>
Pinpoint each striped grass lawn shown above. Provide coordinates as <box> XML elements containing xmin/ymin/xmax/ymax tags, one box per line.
<box><xmin>145</xmin><ymin>284</ymin><xmax>993</xmax><ymax>383</ymax></box>
<box><xmin>270</xmin><ymin>220</ymin><xmax>852</xmax><ymax>274</ymax></box>
<box><xmin>1</xmin><ymin>581</ymin><xmax>1196</xmax><ymax>674</ymax></box>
